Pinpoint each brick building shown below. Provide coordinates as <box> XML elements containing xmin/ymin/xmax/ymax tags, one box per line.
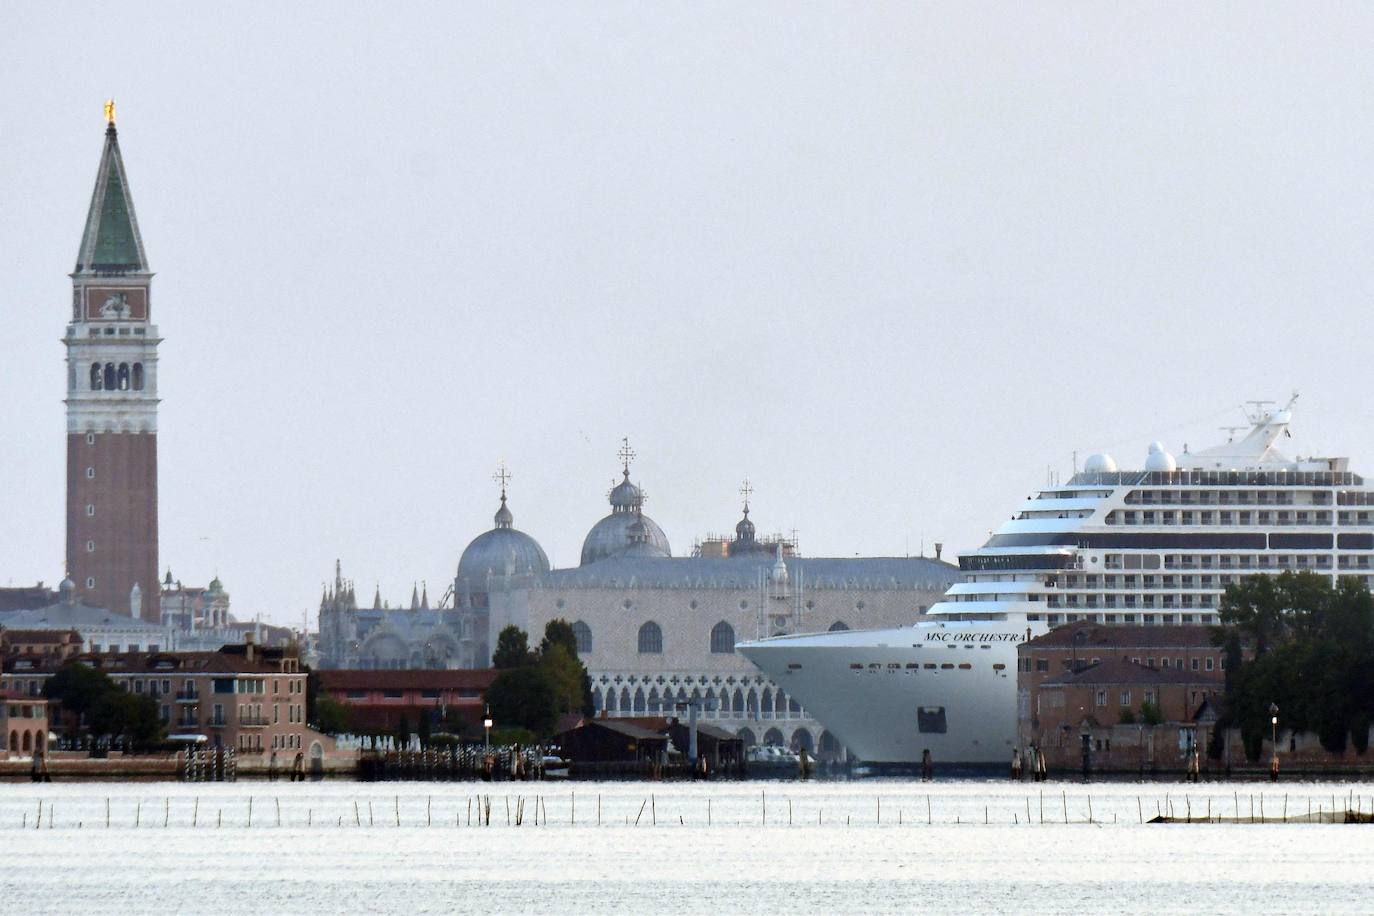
<box><xmin>1017</xmin><ymin>622</ymin><xmax>1227</xmax><ymax>772</ymax></box>
<box><xmin>0</xmin><ymin>637</ymin><xmax>334</xmax><ymax>761</ymax></box>
<box><xmin>316</xmin><ymin>668</ymin><xmax>497</xmax><ymax>733</ymax></box>
<box><xmin>1</xmin><ymin>692</ymin><xmax>50</xmax><ymax>759</ymax></box>
<box><xmin>0</xmin><ymin>629</ymin><xmax>83</xmax><ymax>662</ymax></box>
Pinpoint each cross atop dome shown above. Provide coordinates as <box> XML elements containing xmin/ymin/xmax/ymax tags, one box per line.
<box><xmin>493</xmin><ymin>460</ymin><xmax>511</xmax><ymax>500</ymax></box>
<box><xmin>739</xmin><ymin>477</ymin><xmax>753</xmax><ymax>514</ymax></box>
<box><xmin>618</xmin><ymin>437</ymin><xmax>636</xmax><ymax>477</ymax></box>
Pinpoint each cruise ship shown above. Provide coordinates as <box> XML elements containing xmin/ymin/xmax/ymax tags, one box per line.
<box><xmin>739</xmin><ymin>397</ymin><xmax>1374</xmax><ymax>765</ymax></box>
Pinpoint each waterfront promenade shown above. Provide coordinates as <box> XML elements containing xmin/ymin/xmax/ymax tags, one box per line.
<box><xmin>4</xmin><ymin>780</ymin><xmax>1374</xmax><ymax>913</ymax></box>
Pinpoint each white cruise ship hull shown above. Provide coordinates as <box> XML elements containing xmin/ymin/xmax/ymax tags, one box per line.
<box><xmin>739</xmin><ymin>619</ymin><xmax>1044</xmax><ymax>766</ymax></box>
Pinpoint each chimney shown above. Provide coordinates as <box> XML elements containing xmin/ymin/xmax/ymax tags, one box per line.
<box><xmin>245</xmin><ymin>628</ymin><xmax>256</xmax><ymax>663</ymax></box>
<box><xmin>934</xmin><ymin>542</ymin><xmax>944</xmax><ymax>561</ymax></box>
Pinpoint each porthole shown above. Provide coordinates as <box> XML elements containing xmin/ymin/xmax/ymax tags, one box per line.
<box><xmin>958</xmin><ymin>663</ymin><xmax>972</xmax><ymax>670</ymax></box>
<box><xmin>940</xmin><ymin>663</ymin><xmax>954</xmax><ymax>669</ymax></box>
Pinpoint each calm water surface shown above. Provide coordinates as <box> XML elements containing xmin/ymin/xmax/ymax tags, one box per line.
<box><xmin>4</xmin><ymin>779</ymin><xmax>1371</xmax><ymax>914</ymax></box>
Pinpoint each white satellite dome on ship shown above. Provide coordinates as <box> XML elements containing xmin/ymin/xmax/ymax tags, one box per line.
<box><xmin>1144</xmin><ymin>441</ymin><xmax>1177</xmax><ymax>473</ymax></box>
<box><xmin>1083</xmin><ymin>452</ymin><xmax>1118</xmax><ymax>474</ymax></box>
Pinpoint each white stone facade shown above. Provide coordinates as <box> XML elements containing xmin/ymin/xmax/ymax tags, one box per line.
<box><xmin>484</xmin><ymin>554</ymin><xmax>956</xmax><ymax>758</ymax></box>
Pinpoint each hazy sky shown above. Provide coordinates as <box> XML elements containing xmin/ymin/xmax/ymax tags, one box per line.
<box><xmin>4</xmin><ymin>4</ymin><xmax>1373</xmax><ymax>627</ymax></box>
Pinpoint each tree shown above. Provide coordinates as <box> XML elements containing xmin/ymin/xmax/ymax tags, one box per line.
<box><xmin>484</xmin><ymin>666</ymin><xmax>557</xmax><ymax>736</ymax></box>
<box><xmin>493</xmin><ymin>625</ymin><xmax>533</xmax><ymax>669</ymax></box>
<box><xmin>1215</xmin><ymin>572</ymin><xmax>1374</xmax><ymax>757</ymax></box>
<box><xmin>540</xmin><ymin>619</ymin><xmax>578</xmax><ymax>658</ymax></box>
<box><xmin>89</xmin><ymin>691</ymin><xmax>163</xmax><ymax>751</ymax></box>
<box><xmin>538</xmin><ymin>619</ymin><xmax>594</xmax><ymax>716</ymax></box>
<box><xmin>44</xmin><ymin>662</ymin><xmax>114</xmax><ymax>721</ymax></box>
<box><xmin>312</xmin><ymin>695</ymin><xmax>351</xmax><ymax>735</ymax></box>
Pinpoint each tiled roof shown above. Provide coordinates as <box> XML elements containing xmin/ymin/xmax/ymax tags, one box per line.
<box><xmin>317</xmin><ymin>669</ymin><xmax>498</xmax><ymax>691</ymax></box>
<box><xmin>1041</xmin><ymin>657</ymin><xmax>1220</xmax><ymax>687</ymax></box>
<box><xmin>559</xmin><ymin>718</ymin><xmax>666</xmax><ymax>742</ymax></box>
<box><xmin>0</xmin><ymin>629</ymin><xmax>81</xmax><ymax>643</ymax></box>
<box><xmin>0</xmin><ymin>603</ymin><xmax>165</xmax><ymax>632</ymax></box>
<box><xmin>538</xmin><ymin>555</ymin><xmax>957</xmax><ymax>591</ymax></box>
<box><xmin>3</xmin><ymin>647</ymin><xmax>292</xmax><ymax>676</ymax></box>
<box><xmin>1027</xmin><ymin>621</ymin><xmax>1218</xmax><ymax>651</ymax></box>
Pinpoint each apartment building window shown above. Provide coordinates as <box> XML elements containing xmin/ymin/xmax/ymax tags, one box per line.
<box><xmin>273</xmin><ymin>704</ymin><xmax>279</xmax><ymax>724</ymax></box>
<box><xmin>1119</xmin><ymin>690</ymin><xmax>1131</xmax><ymax>706</ymax></box>
<box><xmin>1095</xmin><ymin>690</ymin><xmax>1106</xmax><ymax>707</ymax></box>
<box><xmin>1205</xmin><ymin>657</ymin><xmax>1215</xmax><ymax>671</ymax></box>
<box><xmin>1191</xmin><ymin>658</ymin><xmax>1200</xmax><ymax>671</ymax></box>
<box><xmin>1035</xmin><ymin>658</ymin><xmax>1049</xmax><ymax>672</ymax></box>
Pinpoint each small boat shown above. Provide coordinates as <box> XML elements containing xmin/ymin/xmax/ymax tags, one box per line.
<box><xmin>746</xmin><ymin>744</ymin><xmax>801</xmax><ymax>775</ymax></box>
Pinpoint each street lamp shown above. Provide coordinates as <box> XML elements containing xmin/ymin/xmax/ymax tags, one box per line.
<box><xmin>483</xmin><ymin>705</ymin><xmax>493</xmax><ymax>754</ymax></box>
<box><xmin>1269</xmin><ymin>702</ymin><xmax>1280</xmax><ymax>783</ymax></box>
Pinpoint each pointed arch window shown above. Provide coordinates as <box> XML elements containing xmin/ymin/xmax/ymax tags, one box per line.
<box><xmin>571</xmin><ymin>620</ymin><xmax>592</xmax><ymax>654</ymax></box>
<box><xmin>710</xmin><ymin>621</ymin><xmax>736</xmax><ymax>654</ymax></box>
<box><xmin>637</xmin><ymin>621</ymin><xmax>663</xmax><ymax>654</ymax></box>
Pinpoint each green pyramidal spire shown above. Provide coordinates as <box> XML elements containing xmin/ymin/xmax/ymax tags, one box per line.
<box><xmin>75</xmin><ymin>114</ymin><xmax>149</xmax><ymax>274</ymax></box>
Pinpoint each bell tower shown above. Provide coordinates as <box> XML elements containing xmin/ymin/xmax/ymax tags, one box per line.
<box><xmin>63</xmin><ymin>101</ymin><xmax>160</xmax><ymax>620</ymax></box>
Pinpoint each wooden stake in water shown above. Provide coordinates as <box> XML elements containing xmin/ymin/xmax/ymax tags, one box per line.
<box><xmin>1137</xmin><ymin>796</ymin><xmax>1143</xmax><ymax>824</ymax></box>
<box><xmin>134</xmin><ymin>801</ymin><xmax>140</xmax><ymax>829</ymax></box>
<box><xmin>928</xmin><ymin>795</ymin><xmax>933</xmax><ymax>825</ymax></box>
<box><xmin>193</xmin><ymin>797</ymin><xmax>199</xmax><ymax>828</ymax></box>
<box><xmin>1062</xmin><ymin>791</ymin><xmax>1067</xmax><ymax>824</ymax></box>
<box><xmin>651</xmin><ymin>794</ymin><xmax>656</xmax><ymax>826</ymax></box>
<box><xmin>354</xmin><ymin>800</ymin><xmax>361</xmax><ymax>827</ymax></box>
<box><xmin>247</xmin><ymin>796</ymin><xmax>253</xmax><ymax>828</ymax></box>
<box><xmin>165</xmin><ymin>798</ymin><xmax>170</xmax><ymax>828</ymax></box>
<box><xmin>106</xmin><ymin>797</ymin><xmax>111</xmax><ymax>829</ymax></box>
<box><xmin>276</xmin><ymin>797</ymin><xmax>282</xmax><ymax>828</ymax></box>
<box><xmin>427</xmin><ymin>795</ymin><xmax>432</xmax><ymax>827</ymax></box>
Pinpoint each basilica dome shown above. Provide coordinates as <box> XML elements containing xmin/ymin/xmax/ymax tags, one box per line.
<box><xmin>457</xmin><ymin>495</ymin><xmax>550</xmax><ymax>582</ymax></box>
<box><xmin>580</xmin><ymin>469</ymin><xmax>671</xmax><ymax>565</ymax></box>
